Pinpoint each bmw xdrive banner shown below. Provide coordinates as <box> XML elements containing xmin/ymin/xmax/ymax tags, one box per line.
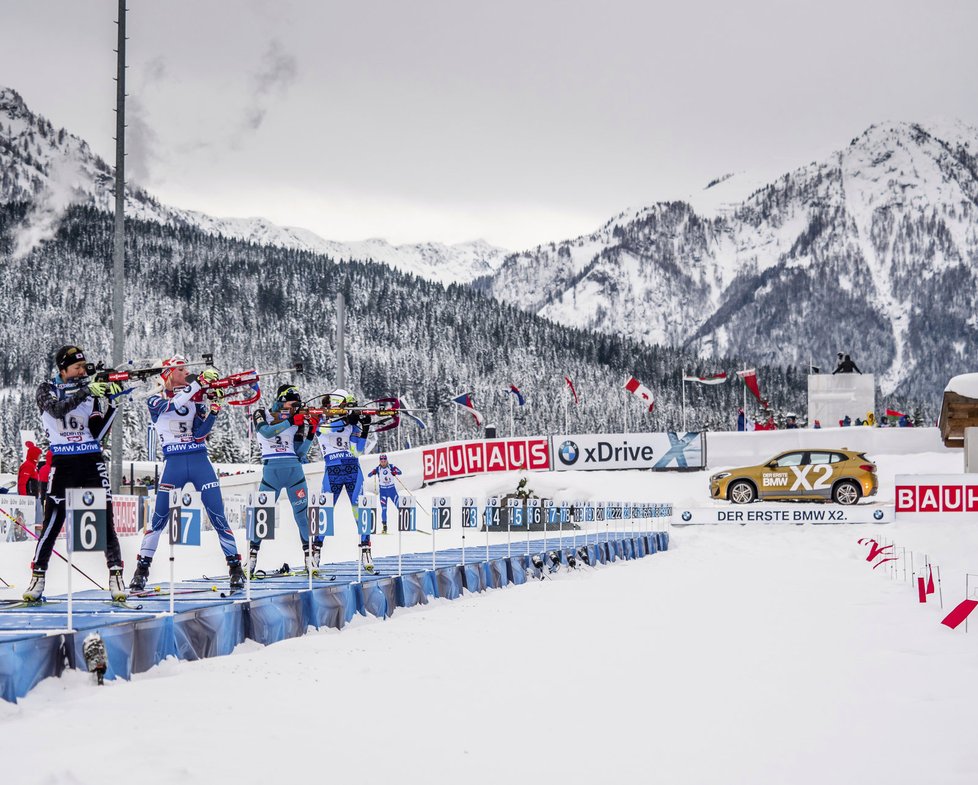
<box><xmin>550</xmin><ymin>432</ymin><xmax>706</xmax><ymax>471</ymax></box>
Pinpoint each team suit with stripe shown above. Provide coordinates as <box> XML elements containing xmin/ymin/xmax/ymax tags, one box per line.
<box><xmin>137</xmin><ymin>380</ymin><xmax>238</xmax><ymax>561</ymax></box>
<box><xmin>367</xmin><ymin>461</ymin><xmax>402</xmax><ymax>526</ymax></box>
<box><xmin>251</xmin><ymin>408</ymin><xmax>314</xmax><ymax>553</ymax></box>
<box><xmin>316</xmin><ymin>415</ymin><xmax>370</xmax><ymax>544</ymax></box>
<box><xmin>31</xmin><ymin>379</ymin><xmax>123</xmax><ymax>572</ymax></box>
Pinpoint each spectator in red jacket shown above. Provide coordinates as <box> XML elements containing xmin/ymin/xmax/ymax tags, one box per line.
<box><xmin>17</xmin><ymin>442</ymin><xmax>42</xmax><ymax>496</ymax></box>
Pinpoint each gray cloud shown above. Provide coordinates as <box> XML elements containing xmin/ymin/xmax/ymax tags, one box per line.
<box><xmin>127</xmin><ymin>57</ymin><xmax>168</xmax><ymax>185</ymax></box>
<box><xmin>242</xmin><ymin>39</ymin><xmax>297</xmax><ymax>132</ymax></box>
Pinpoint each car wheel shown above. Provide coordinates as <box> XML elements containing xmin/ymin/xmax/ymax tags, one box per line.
<box><xmin>729</xmin><ymin>480</ymin><xmax>756</xmax><ymax>504</ymax></box>
<box><xmin>833</xmin><ymin>480</ymin><xmax>861</xmax><ymax>506</ymax></box>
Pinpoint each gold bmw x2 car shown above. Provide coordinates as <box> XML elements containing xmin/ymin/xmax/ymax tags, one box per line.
<box><xmin>709</xmin><ymin>449</ymin><xmax>878</xmax><ymax>505</ymax></box>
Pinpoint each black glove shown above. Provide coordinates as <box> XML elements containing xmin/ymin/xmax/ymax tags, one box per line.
<box><xmin>344</xmin><ymin>412</ymin><xmax>359</xmax><ymax>426</ymax></box>
<box><xmin>252</xmin><ymin>409</ymin><xmax>268</xmax><ymax>430</ymax></box>
<box><xmin>359</xmin><ymin>414</ymin><xmax>372</xmax><ymax>437</ymax></box>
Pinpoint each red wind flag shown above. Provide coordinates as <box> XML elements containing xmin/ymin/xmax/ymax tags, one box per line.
<box><xmin>941</xmin><ymin>600</ymin><xmax>978</xmax><ymax>630</ymax></box>
<box><xmin>927</xmin><ymin>565</ymin><xmax>935</xmax><ymax>595</ymax></box>
<box><xmin>564</xmin><ymin>376</ymin><xmax>579</xmax><ymax>405</ymax></box>
<box><xmin>917</xmin><ymin>577</ymin><xmax>927</xmax><ymax>603</ymax></box>
<box><xmin>736</xmin><ymin>368</ymin><xmax>766</xmax><ymax>405</ymax></box>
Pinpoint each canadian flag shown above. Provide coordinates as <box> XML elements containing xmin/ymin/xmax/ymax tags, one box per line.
<box><xmin>624</xmin><ymin>376</ymin><xmax>655</xmax><ymax>411</ymax></box>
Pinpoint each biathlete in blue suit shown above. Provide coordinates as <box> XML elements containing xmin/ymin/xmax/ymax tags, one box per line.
<box><xmin>247</xmin><ymin>384</ymin><xmax>317</xmax><ymax>576</ymax></box>
<box><xmin>129</xmin><ymin>356</ymin><xmax>244</xmax><ymax>591</ymax></box>
<box><xmin>314</xmin><ymin>388</ymin><xmax>374</xmax><ymax>571</ymax></box>
<box><xmin>367</xmin><ymin>454</ymin><xmax>402</xmax><ymax>535</ymax></box>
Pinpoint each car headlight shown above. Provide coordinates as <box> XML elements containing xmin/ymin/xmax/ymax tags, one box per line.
<box><xmin>712</xmin><ymin>472</ymin><xmax>731</xmax><ymax>481</ymax></box>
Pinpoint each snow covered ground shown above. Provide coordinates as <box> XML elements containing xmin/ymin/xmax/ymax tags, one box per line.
<box><xmin>3</xmin><ymin>451</ymin><xmax>978</xmax><ymax>784</ymax></box>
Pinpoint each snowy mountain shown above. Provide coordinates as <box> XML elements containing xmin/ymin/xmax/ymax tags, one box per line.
<box><xmin>477</xmin><ymin>121</ymin><xmax>978</xmax><ymax>398</ymax></box>
<box><xmin>0</xmin><ymin>87</ymin><xmax>508</xmax><ymax>284</ymax></box>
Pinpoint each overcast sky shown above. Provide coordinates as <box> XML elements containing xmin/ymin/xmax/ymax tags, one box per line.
<box><xmin>2</xmin><ymin>0</ymin><xmax>976</xmax><ymax>249</ymax></box>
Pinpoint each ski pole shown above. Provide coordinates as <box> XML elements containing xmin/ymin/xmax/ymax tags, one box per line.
<box><xmin>0</xmin><ymin>505</ymin><xmax>106</xmax><ymax>590</ymax></box>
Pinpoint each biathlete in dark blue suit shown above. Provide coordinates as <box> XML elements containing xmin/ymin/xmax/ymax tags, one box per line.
<box><xmin>129</xmin><ymin>356</ymin><xmax>244</xmax><ymax>591</ymax></box>
<box><xmin>367</xmin><ymin>454</ymin><xmax>402</xmax><ymax>535</ymax></box>
<box><xmin>247</xmin><ymin>384</ymin><xmax>318</xmax><ymax>576</ymax></box>
<box><xmin>313</xmin><ymin>389</ymin><xmax>374</xmax><ymax>571</ymax></box>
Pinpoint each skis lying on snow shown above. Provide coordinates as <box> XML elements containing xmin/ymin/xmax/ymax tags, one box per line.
<box><xmin>3</xmin><ymin>596</ymin><xmax>144</xmax><ymax>611</ymax></box>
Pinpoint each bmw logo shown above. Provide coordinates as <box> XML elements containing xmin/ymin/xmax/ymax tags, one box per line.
<box><xmin>82</xmin><ymin>491</ymin><xmax>95</xmax><ymax>507</ymax></box>
<box><xmin>258</xmin><ymin>492</ymin><xmax>268</xmax><ymax>505</ymax></box>
<box><xmin>681</xmin><ymin>511</ymin><xmax>692</xmax><ymax>522</ymax></box>
<box><xmin>319</xmin><ymin>493</ymin><xmax>328</xmax><ymax>506</ymax></box>
<box><xmin>182</xmin><ymin>493</ymin><xmax>192</xmax><ymax>507</ymax></box>
<box><xmin>558</xmin><ymin>440</ymin><xmax>579</xmax><ymax>465</ymax></box>
<box><xmin>873</xmin><ymin>509</ymin><xmax>884</xmax><ymax>521</ymax></box>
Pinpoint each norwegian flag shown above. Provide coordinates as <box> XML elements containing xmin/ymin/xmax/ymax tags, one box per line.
<box><xmin>624</xmin><ymin>376</ymin><xmax>655</xmax><ymax>412</ymax></box>
<box><xmin>451</xmin><ymin>393</ymin><xmax>483</xmax><ymax>427</ymax></box>
<box><xmin>683</xmin><ymin>372</ymin><xmax>727</xmax><ymax>385</ymax></box>
<box><xmin>507</xmin><ymin>384</ymin><xmax>525</xmax><ymax>406</ymax></box>
<box><xmin>564</xmin><ymin>376</ymin><xmax>579</xmax><ymax>405</ymax></box>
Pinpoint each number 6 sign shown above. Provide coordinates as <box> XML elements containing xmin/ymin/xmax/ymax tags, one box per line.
<box><xmin>66</xmin><ymin>488</ymin><xmax>106</xmax><ymax>552</ymax></box>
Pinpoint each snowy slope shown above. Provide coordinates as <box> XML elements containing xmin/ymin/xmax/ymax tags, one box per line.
<box><xmin>481</xmin><ymin>121</ymin><xmax>978</xmax><ymax>399</ymax></box>
<box><xmin>0</xmin><ymin>87</ymin><xmax>509</xmax><ymax>284</ymax></box>
<box><xmin>3</xmin><ymin>453</ymin><xmax>978</xmax><ymax>785</ymax></box>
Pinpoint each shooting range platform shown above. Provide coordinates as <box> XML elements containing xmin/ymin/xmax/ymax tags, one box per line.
<box><xmin>0</xmin><ymin>530</ymin><xmax>669</xmax><ymax>703</ymax></box>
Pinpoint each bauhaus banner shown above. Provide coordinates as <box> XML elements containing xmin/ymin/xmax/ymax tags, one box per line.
<box><xmin>550</xmin><ymin>432</ymin><xmax>706</xmax><ymax>471</ymax></box>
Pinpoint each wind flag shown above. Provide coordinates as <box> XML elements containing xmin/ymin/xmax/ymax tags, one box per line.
<box><xmin>941</xmin><ymin>599</ymin><xmax>978</xmax><ymax>630</ymax></box>
<box><xmin>451</xmin><ymin>393</ymin><xmax>484</xmax><ymax>427</ymax></box>
<box><xmin>624</xmin><ymin>376</ymin><xmax>655</xmax><ymax>412</ymax></box>
<box><xmin>683</xmin><ymin>372</ymin><xmax>727</xmax><ymax>385</ymax></box>
<box><xmin>927</xmin><ymin>565</ymin><xmax>935</xmax><ymax>595</ymax></box>
<box><xmin>398</xmin><ymin>396</ymin><xmax>427</xmax><ymax>430</ymax></box>
<box><xmin>736</xmin><ymin>368</ymin><xmax>767</xmax><ymax>406</ymax></box>
<box><xmin>508</xmin><ymin>384</ymin><xmax>525</xmax><ymax>406</ymax></box>
<box><xmin>564</xmin><ymin>376</ymin><xmax>579</xmax><ymax>405</ymax></box>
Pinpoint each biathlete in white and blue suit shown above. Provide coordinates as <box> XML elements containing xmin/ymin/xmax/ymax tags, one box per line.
<box><xmin>129</xmin><ymin>356</ymin><xmax>244</xmax><ymax>591</ymax></box>
<box><xmin>367</xmin><ymin>454</ymin><xmax>402</xmax><ymax>535</ymax></box>
<box><xmin>247</xmin><ymin>384</ymin><xmax>318</xmax><ymax>576</ymax></box>
<box><xmin>314</xmin><ymin>388</ymin><xmax>374</xmax><ymax>571</ymax></box>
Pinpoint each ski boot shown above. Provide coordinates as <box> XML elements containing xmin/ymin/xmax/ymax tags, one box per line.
<box><xmin>129</xmin><ymin>556</ymin><xmax>152</xmax><ymax>591</ymax></box>
<box><xmin>245</xmin><ymin>548</ymin><xmax>259</xmax><ymax>579</ymax></box>
<box><xmin>22</xmin><ymin>569</ymin><xmax>45</xmax><ymax>602</ymax></box>
<box><xmin>360</xmin><ymin>544</ymin><xmax>375</xmax><ymax>574</ymax></box>
<box><xmin>228</xmin><ymin>555</ymin><xmax>245</xmax><ymax>590</ymax></box>
<box><xmin>108</xmin><ymin>566</ymin><xmax>127</xmax><ymax>602</ymax></box>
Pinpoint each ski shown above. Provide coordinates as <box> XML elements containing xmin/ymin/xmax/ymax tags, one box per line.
<box><xmin>130</xmin><ymin>586</ymin><xmax>219</xmax><ymax>599</ymax></box>
<box><xmin>1</xmin><ymin>597</ymin><xmax>144</xmax><ymax>610</ymax></box>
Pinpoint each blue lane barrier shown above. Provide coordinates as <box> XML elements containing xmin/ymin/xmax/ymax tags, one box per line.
<box><xmin>0</xmin><ymin>530</ymin><xmax>669</xmax><ymax>703</ymax></box>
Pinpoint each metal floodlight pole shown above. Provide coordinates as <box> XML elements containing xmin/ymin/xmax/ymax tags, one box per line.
<box><xmin>336</xmin><ymin>292</ymin><xmax>346</xmax><ymax>389</ymax></box>
<box><xmin>110</xmin><ymin>0</ymin><xmax>127</xmax><ymax>493</ymax></box>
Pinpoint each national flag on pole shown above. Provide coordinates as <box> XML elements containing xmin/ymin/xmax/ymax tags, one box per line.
<box><xmin>451</xmin><ymin>393</ymin><xmax>484</xmax><ymax>427</ymax></box>
<box><xmin>683</xmin><ymin>372</ymin><xmax>727</xmax><ymax>385</ymax></box>
<box><xmin>507</xmin><ymin>384</ymin><xmax>525</xmax><ymax>406</ymax></box>
<box><xmin>736</xmin><ymin>368</ymin><xmax>766</xmax><ymax>406</ymax></box>
<box><xmin>885</xmin><ymin>408</ymin><xmax>906</xmax><ymax>420</ymax></box>
<box><xmin>624</xmin><ymin>376</ymin><xmax>655</xmax><ymax>412</ymax></box>
<box><xmin>398</xmin><ymin>396</ymin><xmax>427</xmax><ymax>430</ymax></box>
<box><xmin>564</xmin><ymin>376</ymin><xmax>579</xmax><ymax>405</ymax></box>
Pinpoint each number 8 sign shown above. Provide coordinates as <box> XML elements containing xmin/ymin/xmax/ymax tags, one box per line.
<box><xmin>248</xmin><ymin>491</ymin><xmax>277</xmax><ymax>541</ymax></box>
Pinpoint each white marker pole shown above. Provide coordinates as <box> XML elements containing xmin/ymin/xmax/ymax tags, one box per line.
<box><xmin>66</xmin><ymin>526</ymin><xmax>73</xmax><ymax>632</ymax></box>
<box><xmin>682</xmin><ymin>367</ymin><xmax>687</xmax><ymax>432</ymax></box>
<box><xmin>398</xmin><ymin>511</ymin><xmax>403</xmax><ymax>577</ymax></box>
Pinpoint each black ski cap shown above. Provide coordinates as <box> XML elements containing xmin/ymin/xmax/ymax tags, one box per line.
<box><xmin>55</xmin><ymin>345</ymin><xmax>86</xmax><ymax>371</ymax></box>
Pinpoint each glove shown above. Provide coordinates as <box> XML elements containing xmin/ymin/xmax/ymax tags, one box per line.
<box><xmin>344</xmin><ymin>412</ymin><xmax>359</xmax><ymax>426</ymax></box>
<box><xmin>88</xmin><ymin>381</ymin><xmax>108</xmax><ymax>398</ymax></box>
<box><xmin>209</xmin><ymin>400</ymin><xmax>222</xmax><ymax>415</ymax></box>
<box><xmin>252</xmin><ymin>409</ymin><xmax>268</xmax><ymax>429</ymax></box>
<box><xmin>290</xmin><ymin>412</ymin><xmax>305</xmax><ymax>427</ymax></box>
<box><xmin>308</xmin><ymin>417</ymin><xmax>320</xmax><ymax>436</ymax></box>
<box><xmin>359</xmin><ymin>414</ymin><xmax>371</xmax><ymax>437</ymax></box>
<box><xmin>199</xmin><ymin>367</ymin><xmax>220</xmax><ymax>384</ymax></box>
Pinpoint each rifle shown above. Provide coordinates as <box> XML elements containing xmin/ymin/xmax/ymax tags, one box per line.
<box><xmin>198</xmin><ymin>363</ymin><xmax>304</xmax><ymax>407</ymax></box>
<box><xmin>296</xmin><ymin>397</ymin><xmax>429</xmax><ymax>434</ymax></box>
<box><xmin>85</xmin><ymin>353</ymin><xmax>215</xmax><ymax>384</ymax></box>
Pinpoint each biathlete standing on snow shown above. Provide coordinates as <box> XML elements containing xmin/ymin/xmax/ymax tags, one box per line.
<box><xmin>314</xmin><ymin>388</ymin><xmax>374</xmax><ymax>571</ymax></box>
<box><xmin>367</xmin><ymin>454</ymin><xmax>401</xmax><ymax>535</ymax></box>
<box><xmin>129</xmin><ymin>356</ymin><xmax>245</xmax><ymax>591</ymax></box>
<box><xmin>23</xmin><ymin>345</ymin><xmax>127</xmax><ymax>602</ymax></box>
<box><xmin>248</xmin><ymin>384</ymin><xmax>319</xmax><ymax>576</ymax></box>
